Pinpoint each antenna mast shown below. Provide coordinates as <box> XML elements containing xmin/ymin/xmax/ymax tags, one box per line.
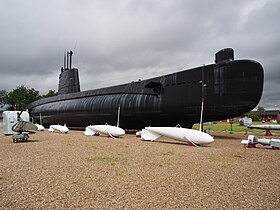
<box><xmin>117</xmin><ymin>105</ymin><xmax>121</xmax><ymax>127</ymax></box>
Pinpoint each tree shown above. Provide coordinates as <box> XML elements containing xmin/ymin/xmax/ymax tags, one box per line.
<box><xmin>257</xmin><ymin>106</ymin><xmax>265</xmax><ymax>121</ymax></box>
<box><xmin>5</xmin><ymin>85</ymin><xmax>41</xmax><ymax>110</ymax></box>
<box><xmin>248</xmin><ymin>111</ymin><xmax>260</xmax><ymax>121</ymax></box>
<box><xmin>0</xmin><ymin>90</ymin><xmax>8</xmax><ymax>108</ymax></box>
<box><xmin>257</xmin><ymin>106</ymin><xmax>265</xmax><ymax>114</ymax></box>
<box><xmin>41</xmin><ymin>90</ymin><xmax>58</xmax><ymax>98</ymax></box>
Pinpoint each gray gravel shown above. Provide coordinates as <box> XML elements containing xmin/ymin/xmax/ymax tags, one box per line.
<box><xmin>0</xmin><ymin>130</ymin><xmax>280</xmax><ymax>209</ymax></box>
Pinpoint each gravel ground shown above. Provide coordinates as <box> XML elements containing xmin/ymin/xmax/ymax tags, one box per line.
<box><xmin>0</xmin><ymin>129</ymin><xmax>280</xmax><ymax>209</ymax></box>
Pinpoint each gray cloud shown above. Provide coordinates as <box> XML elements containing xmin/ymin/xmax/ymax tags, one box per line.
<box><xmin>0</xmin><ymin>0</ymin><xmax>279</xmax><ymax>109</ymax></box>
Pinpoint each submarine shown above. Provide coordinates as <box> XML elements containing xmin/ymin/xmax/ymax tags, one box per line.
<box><xmin>28</xmin><ymin>48</ymin><xmax>264</xmax><ymax>129</ymax></box>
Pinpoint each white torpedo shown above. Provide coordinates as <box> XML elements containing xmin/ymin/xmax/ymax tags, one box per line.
<box><xmin>84</xmin><ymin>124</ymin><xmax>125</xmax><ymax>138</ymax></box>
<box><xmin>140</xmin><ymin>127</ymin><xmax>214</xmax><ymax>146</ymax></box>
<box><xmin>248</xmin><ymin>124</ymin><xmax>280</xmax><ymax>130</ymax></box>
<box><xmin>247</xmin><ymin>124</ymin><xmax>280</xmax><ymax>136</ymax></box>
<box><xmin>48</xmin><ymin>124</ymin><xmax>69</xmax><ymax>133</ymax></box>
<box><xmin>35</xmin><ymin>124</ymin><xmax>45</xmax><ymax>131</ymax></box>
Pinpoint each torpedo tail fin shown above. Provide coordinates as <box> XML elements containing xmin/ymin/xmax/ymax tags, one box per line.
<box><xmin>84</xmin><ymin>126</ymin><xmax>96</xmax><ymax>136</ymax></box>
<box><xmin>140</xmin><ymin>129</ymin><xmax>161</xmax><ymax>141</ymax></box>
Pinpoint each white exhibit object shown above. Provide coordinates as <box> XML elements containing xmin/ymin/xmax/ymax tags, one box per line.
<box><xmin>239</xmin><ymin>117</ymin><xmax>252</xmax><ymax>126</ymax></box>
<box><xmin>248</xmin><ymin>124</ymin><xmax>280</xmax><ymax>130</ymax></box>
<box><xmin>3</xmin><ymin>111</ymin><xmax>30</xmax><ymax>135</ymax></box>
<box><xmin>257</xmin><ymin>138</ymin><xmax>271</xmax><ymax>145</ymax></box>
<box><xmin>84</xmin><ymin>124</ymin><xmax>125</xmax><ymax>138</ymax></box>
<box><xmin>48</xmin><ymin>124</ymin><xmax>69</xmax><ymax>133</ymax></box>
<box><xmin>35</xmin><ymin>124</ymin><xmax>45</xmax><ymax>131</ymax></box>
<box><xmin>140</xmin><ymin>127</ymin><xmax>214</xmax><ymax>146</ymax></box>
<box><xmin>248</xmin><ymin>124</ymin><xmax>280</xmax><ymax>136</ymax></box>
<box><xmin>241</xmin><ymin>140</ymin><xmax>249</xmax><ymax>145</ymax></box>
<box><xmin>84</xmin><ymin>126</ymin><xmax>96</xmax><ymax>136</ymax></box>
<box><xmin>270</xmin><ymin>140</ymin><xmax>280</xmax><ymax>148</ymax></box>
<box><xmin>241</xmin><ymin>135</ymin><xmax>280</xmax><ymax>149</ymax></box>
<box><xmin>135</xmin><ymin>131</ymin><xmax>142</xmax><ymax>137</ymax></box>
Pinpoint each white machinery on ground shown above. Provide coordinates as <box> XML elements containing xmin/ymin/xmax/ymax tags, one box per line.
<box><xmin>84</xmin><ymin>106</ymin><xmax>125</xmax><ymax>138</ymax></box>
<box><xmin>3</xmin><ymin>111</ymin><xmax>30</xmax><ymax>135</ymax></box>
<box><xmin>241</xmin><ymin>135</ymin><xmax>280</xmax><ymax>150</ymax></box>
<box><xmin>3</xmin><ymin>111</ymin><xmax>37</xmax><ymax>143</ymax></box>
<box><xmin>139</xmin><ymin>126</ymin><xmax>214</xmax><ymax>146</ymax></box>
<box><xmin>84</xmin><ymin>124</ymin><xmax>125</xmax><ymax>138</ymax></box>
<box><xmin>48</xmin><ymin>124</ymin><xmax>69</xmax><ymax>133</ymax></box>
<box><xmin>247</xmin><ymin>124</ymin><xmax>280</xmax><ymax>136</ymax></box>
<box><xmin>35</xmin><ymin>124</ymin><xmax>45</xmax><ymax>131</ymax></box>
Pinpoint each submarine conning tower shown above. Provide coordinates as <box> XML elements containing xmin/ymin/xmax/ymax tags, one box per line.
<box><xmin>58</xmin><ymin>50</ymin><xmax>80</xmax><ymax>95</ymax></box>
<box><xmin>215</xmin><ymin>48</ymin><xmax>234</xmax><ymax>64</ymax></box>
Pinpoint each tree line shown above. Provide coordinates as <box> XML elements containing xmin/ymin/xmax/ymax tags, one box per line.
<box><xmin>0</xmin><ymin>85</ymin><xmax>58</xmax><ymax>111</ymax></box>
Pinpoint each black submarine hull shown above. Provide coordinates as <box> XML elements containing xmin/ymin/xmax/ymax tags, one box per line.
<box><xmin>28</xmin><ymin>49</ymin><xmax>264</xmax><ymax>129</ymax></box>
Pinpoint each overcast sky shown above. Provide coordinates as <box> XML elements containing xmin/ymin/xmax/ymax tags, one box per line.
<box><xmin>0</xmin><ymin>0</ymin><xmax>279</xmax><ymax>109</ymax></box>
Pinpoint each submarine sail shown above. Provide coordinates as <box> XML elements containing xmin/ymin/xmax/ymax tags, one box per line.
<box><xmin>28</xmin><ymin>48</ymin><xmax>264</xmax><ymax>129</ymax></box>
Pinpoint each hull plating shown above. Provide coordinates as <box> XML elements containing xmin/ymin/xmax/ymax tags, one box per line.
<box><xmin>28</xmin><ymin>59</ymin><xmax>264</xmax><ymax>129</ymax></box>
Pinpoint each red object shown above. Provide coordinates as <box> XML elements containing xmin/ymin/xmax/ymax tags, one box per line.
<box><xmin>265</xmin><ymin>130</ymin><xmax>272</xmax><ymax>136</ymax></box>
<box><xmin>186</xmin><ymin>142</ymin><xmax>196</xmax><ymax>147</ymax></box>
<box><xmin>261</xmin><ymin>110</ymin><xmax>280</xmax><ymax>122</ymax></box>
<box><xmin>247</xmin><ymin>144</ymin><xmax>256</xmax><ymax>148</ymax></box>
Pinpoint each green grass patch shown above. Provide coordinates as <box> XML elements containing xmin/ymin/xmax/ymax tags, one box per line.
<box><xmin>193</xmin><ymin>121</ymin><xmax>246</xmax><ymax>131</ymax></box>
<box><xmin>115</xmin><ymin>171</ymin><xmax>125</xmax><ymax>177</ymax></box>
<box><xmin>209</xmin><ymin>155</ymin><xmax>232</xmax><ymax>163</ymax></box>
<box><xmin>192</xmin><ymin>121</ymin><xmax>280</xmax><ymax>133</ymax></box>
<box><xmin>85</xmin><ymin>156</ymin><xmax>127</xmax><ymax>165</ymax></box>
<box><xmin>159</xmin><ymin>151</ymin><xmax>174</xmax><ymax>156</ymax></box>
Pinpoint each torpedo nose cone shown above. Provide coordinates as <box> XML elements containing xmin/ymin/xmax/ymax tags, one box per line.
<box><xmin>117</xmin><ymin>128</ymin><xmax>125</xmax><ymax>136</ymax></box>
<box><xmin>202</xmin><ymin>134</ymin><xmax>215</xmax><ymax>145</ymax></box>
<box><xmin>208</xmin><ymin>136</ymin><xmax>215</xmax><ymax>144</ymax></box>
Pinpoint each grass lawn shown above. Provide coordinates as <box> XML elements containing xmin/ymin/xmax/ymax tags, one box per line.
<box><xmin>192</xmin><ymin>121</ymin><xmax>280</xmax><ymax>133</ymax></box>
